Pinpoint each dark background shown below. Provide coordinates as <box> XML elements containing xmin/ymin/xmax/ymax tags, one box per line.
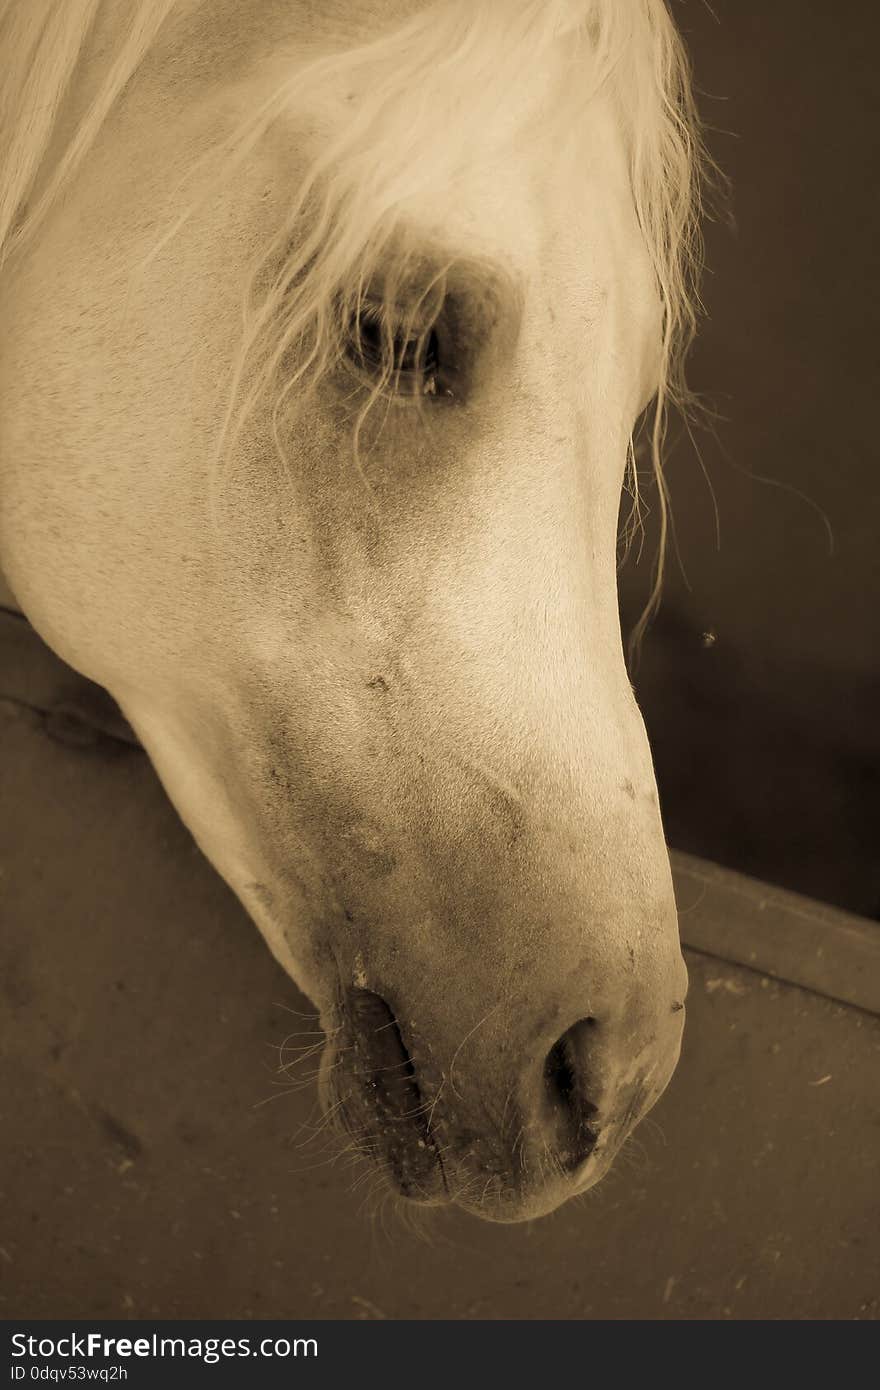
<box><xmin>619</xmin><ymin>0</ymin><xmax>880</xmax><ymax>920</ymax></box>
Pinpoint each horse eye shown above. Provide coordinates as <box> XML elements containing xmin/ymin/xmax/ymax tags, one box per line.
<box><xmin>346</xmin><ymin>309</ymin><xmax>440</xmax><ymax>395</ymax></box>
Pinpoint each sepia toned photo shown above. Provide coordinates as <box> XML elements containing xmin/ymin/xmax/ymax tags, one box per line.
<box><xmin>0</xmin><ymin>0</ymin><xmax>876</xmax><ymax>1349</ymax></box>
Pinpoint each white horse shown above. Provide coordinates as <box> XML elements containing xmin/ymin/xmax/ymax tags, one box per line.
<box><xmin>0</xmin><ymin>0</ymin><xmax>704</xmax><ymax>1221</ymax></box>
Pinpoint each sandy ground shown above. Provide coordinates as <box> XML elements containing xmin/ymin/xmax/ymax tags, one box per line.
<box><xmin>1</xmin><ymin>614</ymin><xmax>878</xmax><ymax>1320</ymax></box>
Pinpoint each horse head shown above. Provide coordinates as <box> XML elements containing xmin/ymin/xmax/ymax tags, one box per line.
<box><xmin>0</xmin><ymin>0</ymin><xmax>701</xmax><ymax>1220</ymax></box>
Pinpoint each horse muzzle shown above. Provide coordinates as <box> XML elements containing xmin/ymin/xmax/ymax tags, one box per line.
<box><xmin>318</xmin><ymin>975</ymin><xmax>687</xmax><ymax>1221</ymax></box>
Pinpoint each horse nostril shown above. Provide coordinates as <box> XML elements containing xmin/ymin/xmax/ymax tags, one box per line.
<box><xmin>342</xmin><ymin>987</ymin><xmax>443</xmax><ymax>1197</ymax></box>
<box><xmin>543</xmin><ymin>1017</ymin><xmax>599</xmax><ymax>1170</ymax></box>
<box><xmin>346</xmin><ymin>987</ymin><xmax>416</xmax><ymax>1088</ymax></box>
<box><xmin>348</xmin><ymin>987</ymin><xmax>400</xmax><ymax>1040</ymax></box>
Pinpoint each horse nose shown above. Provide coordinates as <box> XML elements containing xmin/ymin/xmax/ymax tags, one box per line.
<box><xmin>541</xmin><ymin>1016</ymin><xmax>601</xmax><ymax>1169</ymax></box>
<box><xmin>335</xmin><ymin>987</ymin><xmax>446</xmax><ymax>1200</ymax></box>
<box><xmin>345</xmin><ymin>987</ymin><xmax>421</xmax><ymax>1126</ymax></box>
<box><xmin>536</xmin><ymin>1000</ymin><xmax>686</xmax><ymax>1176</ymax></box>
<box><xmin>329</xmin><ymin>985</ymin><xmax>685</xmax><ymax>1216</ymax></box>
